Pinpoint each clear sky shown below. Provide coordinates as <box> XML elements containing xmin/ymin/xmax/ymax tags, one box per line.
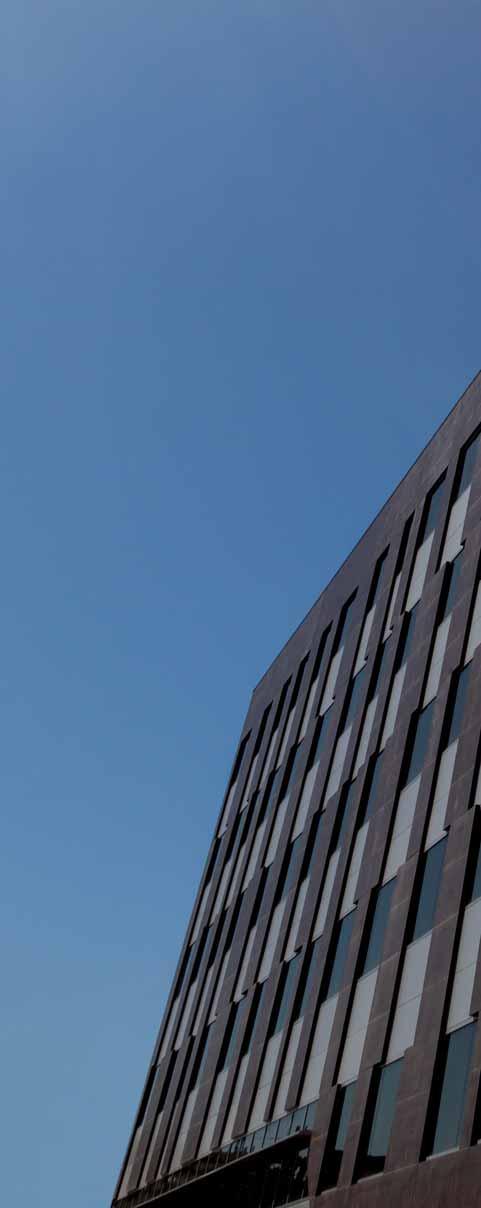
<box><xmin>2</xmin><ymin>2</ymin><xmax>481</xmax><ymax>1205</ymax></box>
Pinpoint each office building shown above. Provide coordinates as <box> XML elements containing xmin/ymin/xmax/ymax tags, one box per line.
<box><xmin>113</xmin><ymin>373</ymin><xmax>481</xmax><ymax>1207</ymax></box>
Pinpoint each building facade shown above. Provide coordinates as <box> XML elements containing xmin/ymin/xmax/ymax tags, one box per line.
<box><xmin>113</xmin><ymin>372</ymin><xmax>481</xmax><ymax>1208</ymax></box>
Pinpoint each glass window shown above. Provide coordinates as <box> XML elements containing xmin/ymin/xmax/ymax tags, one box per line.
<box><xmin>321</xmin><ymin>1080</ymin><xmax>357</xmax><ymax>1188</ymax></box>
<box><xmin>344</xmin><ymin>666</ymin><xmax>368</xmax><ymax>727</ymax></box>
<box><xmin>469</xmin><ymin>837</ymin><xmax>481</xmax><ymax>903</ymax></box>
<box><xmin>296</xmin><ymin>938</ymin><xmax>321</xmax><ymax>1018</ymax></box>
<box><xmin>280</xmin><ymin>837</ymin><xmax>302</xmax><ymax>900</ymax></box>
<box><xmin>325</xmin><ymin>912</ymin><xmax>355</xmax><ymax>999</ymax></box>
<box><xmin>308</xmin><ymin>717</ymin><xmax>329</xmax><ymax>769</ymax></box>
<box><xmin>335</xmin><ymin>781</ymin><xmax>357</xmax><ymax>850</ymax></box>
<box><xmin>260</xmin><ymin>766</ymin><xmax>283</xmax><ymax>820</ymax></box>
<box><xmin>398</xmin><ymin>605</ymin><xmax>418</xmax><ymax>666</ymax></box>
<box><xmin>443</xmin><ymin>554</ymin><xmax>463</xmax><ymax>618</ymax></box>
<box><xmin>362</xmin><ymin>879</ymin><xmax>395</xmax><ymax>975</ymax></box>
<box><xmin>282</xmin><ymin>742</ymin><xmax>305</xmax><ymax>797</ymax></box>
<box><xmin>458</xmin><ymin>431</ymin><xmax>481</xmax><ymax>497</ymax></box>
<box><xmin>447</xmin><ymin>664</ymin><xmax>471</xmax><ymax>746</ymax></box>
<box><xmin>361</xmin><ymin>754</ymin><xmax>384</xmax><ymax>824</ymax></box>
<box><xmin>219</xmin><ymin>998</ymin><xmax>248</xmax><ymax>1070</ymax></box>
<box><xmin>411</xmin><ymin>837</ymin><xmax>446</xmax><ymax>942</ymax></box>
<box><xmin>422</xmin><ymin>478</ymin><xmax>445</xmax><ymax>541</ymax></box>
<box><xmin>405</xmin><ymin>700</ymin><xmax>435</xmax><ymax>785</ymax></box>
<box><xmin>303</xmin><ymin>810</ymin><xmax>324</xmax><ymax>876</ymax></box>
<box><xmin>271</xmin><ymin>954</ymin><xmax>301</xmax><ymax>1035</ymax></box>
<box><xmin>359</xmin><ymin>1058</ymin><xmax>403</xmax><ymax>1177</ymax></box>
<box><xmin>430</xmin><ymin>1022</ymin><xmax>475</xmax><ymax>1155</ymax></box>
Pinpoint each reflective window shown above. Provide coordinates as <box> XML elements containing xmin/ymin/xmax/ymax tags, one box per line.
<box><xmin>443</xmin><ymin>554</ymin><xmax>463</xmax><ymax>618</ymax></box>
<box><xmin>321</xmin><ymin>1080</ymin><xmax>357</xmax><ymax>1188</ymax></box>
<box><xmin>458</xmin><ymin>430</ymin><xmax>481</xmax><ymax>497</ymax></box>
<box><xmin>344</xmin><ymin>666</ymin><xmax>368</xmax><ymax>727</ymax></box>
<box><xmin>362</xmin><ymin>879</ymin><xmax>395</xmax><ymax>974</ymax></box>
<box><xmin>361</xmin><ymin>754</ymin><xmax>384</xmax><ymax>823</ymax></box>
<box><xmin>430</xmin><ymin>1022</ymin><xmax>475</xmax><ymax>1155</ymax></box>
<box><xmin>405</xmin><ymin>701</ymin><xmax>435</xmax><ymax>785</ymax></box>
<box><xmin>359</xmin><ymin>1057</ymin><xmax>403</xmax><ymax>1177</ymax></box>
<box><xmin>325</xmin><ymin>911</ymin><xmax>355</xmax><ymax>998</ymax></box>
<box><xmin>411</xmin><ymin>838</ymin><xmax>446</xmax><ymax>942</ymax></box>
<box><xmin>447</xmin><ymin>664</ymin><xmax>471</xmax><ymax>746</ymax></box>
<box><xmin>422</xmin><ymin>478</ymin><xmax>445</xmax><ymax>541</ymax></box>
<box><xmin>271</xmin><ymin>954</ymin><xmax>301</xmax><ymax>1035</ymax></box>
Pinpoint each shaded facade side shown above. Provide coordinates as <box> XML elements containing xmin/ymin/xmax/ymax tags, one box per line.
<box><xmin>113</xmin><ymin>371</ymin><xmax>481</xmax><ymax>1208</ymax></box>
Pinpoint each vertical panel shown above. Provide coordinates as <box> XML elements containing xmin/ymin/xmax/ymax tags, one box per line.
<box><xmin>159</xmin><ymin>998</ymin><xmax>180</xmax><ymax>1061</ymax></box>
<box><xmin>320</xmin><ymin>648</ymin><xmax>344</xmax><ymax>715</ymax></box>
<box><xmin>340</xmin><ymin>823</ymin><xmax>369</xmax><ymax>917</ymax></box>
<box><xmin>380</xmin><ymin>664</ymin><xmax>407</xmax><ymax>751</ymax></box>
<box><xmin>174</xmin><ymin>981</ymin><xmax>197</xmax><ymax>1050</ymax></box>
<box><xmin>338</xmin><ymin>969</ymin><xmax>378</xmax><ymax>1085</ymax></box>
<box><xmin>447</xmin><ymin>898</ymin><xmax>481</xmax><ymax>1032</ymax></box>
<box><xmin>190</xmin><ymin>885</ymin><xmax>210</xmax><ymax>944</ymax></box>
<box><xmin>242</xmin><ymin>821</ymin><xmax>266</xmax><ymax>890</ymax></box>
<box><xmin>209</xmin><ymin>859</ymin><xmax>232</xmax><ymax>922</ymax></box>
<box><xmin>441</xmin><ymin>485</ymin><xmax>471</xmax><ymax>566</ymax></box>
<box><xmin>169</xmin><ymin>1086</ymin><xmax>198</xmax><ymax>1171</ymax></box>
<box><xmin>325</xmin><ymin>725</ymin><xmax>352</xmax><ymax>803</ymax></box>
<box><xmin>234</xmin><ymin>926</ymin><xmax>256</xmax><ymax>1001</ymax></box>
<box><xmin>423</xmin><ymin>616</ymin><xmax>451</xmax><ymax>706</ymax></box>
<box><xmin>353</xmin><ymin>606</ymin><xmax>376</xmax><ymax>675</ymax></box>
<box><xmin>465</xmin><ymin>581</ymin><xmax>481</xmax><ymax>664</ymax></box>
<box><xmin>291</xmin><ymin>764</ymin><xmax>318</xmax><ymax>839</ymax></box>
<box><xmin>258</xmin><ymin>900</ymin><xmax>286</xmax><ymax>982</ymax></box>
<box><xmin>386</xmin><ymin>933</ymin><xmax>431</xmax><ymax>1062</ymax></box>
<box><xmin>248</xmin><ymin>1031</ymin><xmax>285</xmax><ymax>1129</ymax></box>
<box><xmin>272</xmin><ymin>1017</ymin><xmax>305</xmax><ymax>1117</ymax></box>
<box><xmin>118</xmin><ymin>1126</ymin><xmax>143</xmax><ymax>1198</ymax></box>
<box><xmin>208</xmin><ymin>950</ymin><xmax>230</xmax><ymax>1023</ymax></box>
<box><xmin>197</xmin><ymin>1068</ymin><xmax>230</xmax><ymax>1157</ymax></box>
<box><xmin>192</xmin><ymin>966</ymin><xmax>214</xmax><ymax>1036</ymax></box>
<box><xmin>264</xmin><ymin>797</ymin><xmax>289</xmax><ymax>866</ymax></box>
<box><xmin>284</xmin><ymin>877</ymin><xmax>309</xmax><ymax>960</ymax></box>
<box><xmin>222</xmin><ymin>1053</ymin><xmax>250</xmax><ymax>1143</ymax></box>
<box><xmin>139</xmin><ymin>1113</ymin><xmax>164</xmax><ymax>1188</ymax></box>
<box><xmin>383</xmin><ymin>571</ymin><xmax>402</xmax><ymax>639</ymax></box>
<box><xmin>225</xmin><ymin>843</ymin><xmax>246</xmax><ymax>909</ymax></box>
<box><xmin>299</xmin><ymin>677</ymin><xmax>319</xmax><ymax>741</ymax></box>
<box><xmin>424</xmin><ymin>740</ymin><xmax>457</xmax><ymax>850</ymax></box>
<box><xmin>299</xmin><ymin>993</ymin><xmax>339</xmax><ymax>1105</ymax></box>
<box><xmin>383</xmin><ymin>775</ymin><xmax>421</xmax><ymax>883</ymax></box>
<box><xmin>405</xmin><ymin>533</ymin><xmax>434</xmax><ymax>612</ymax></box>
<box><xmin>313</xmin><ymin>851</ymin><xmax>340</xmax><ymax>939</ymax></box>
<box><xmin>353</xmin><ymin>696</ymin><xmax>378</xmax><ymax>778</ymax></box>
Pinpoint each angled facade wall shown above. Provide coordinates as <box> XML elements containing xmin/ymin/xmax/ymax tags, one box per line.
<box><xmin>113</xmin><ymin>372</ymin><xmax>481</xmax><ymax>1208</ymax></box>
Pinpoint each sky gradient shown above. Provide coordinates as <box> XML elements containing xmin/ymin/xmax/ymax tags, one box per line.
<box><xmin>2</xmin><ymin>2</ymin><xmax>481</xmax><ymax>1205</ymax></box>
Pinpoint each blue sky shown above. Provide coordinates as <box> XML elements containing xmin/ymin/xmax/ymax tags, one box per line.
<box><xmin>2</xmin><ymin>2</ymin><xmax>481</xmax><ymax>1204</ymax></box>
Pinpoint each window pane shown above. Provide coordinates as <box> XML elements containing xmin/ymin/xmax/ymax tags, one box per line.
<box><xmin>362</xmin><ymin>754</ymin><xmax>384</xmax><ymax>823</ymax></box>
<box><xmin>364</xmin><ymin>1058</ymin><xmax>403</xmax><ymax>1175</ymax></box>
<box><xmin>363</xmin><ymin>879</ymin><xmax>395</xmax><ymax>974</ymax></box>
<box><xmin>423</xmin><ymin>479</ymin><xmax>445</xmax><ymax>539</ymax></box>
<box><xmin>271</xmin><ymin>954</ymin><xmax>301</xmax><ymax>1034</ymax></box>
<box><xmin>325</xmin><ymin>911</ymin><xmax>355</xmax><ymax>998</ymax></box>
<box><xmin>322</xmin><ymin>1080</ymin><xmax>357</xmax><ymax>1188</ymax></box>
<box><xmin>444</xmin><ymin>554</ymin><xmax>463</xmax><ymax>618</ymax></box>
<box><xmin>459</xmin><ymin>431</ymin><xmax>481</xmax><ymax>496</ymax></box>
<box><xmin>431</xmin><ymin>1022</ymin><xmax>475</xmax><ymax>1155</ymax></box>
<box><xmin>411</xmin><ymin>838</ymin><xmax>446</xmax><ymax>942</ymax></box>
<box><xmin>447</xmin><ymin>665</ymin><xmax>471</xmax><ymax>746</ymax></box>
<box><xmin>335</xmin><ymin>781</ymin><xmax>357</xmax><ymax>850</ymax></box>
<box><xmin>470</xmin><ymin>839</ymin><xmax>481</xmax><ymax>903</ymax></box>
<box><xmin>406</xmin><ymin>701</ymin><xmax>435</xmax><ymax>784</ymax></box>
